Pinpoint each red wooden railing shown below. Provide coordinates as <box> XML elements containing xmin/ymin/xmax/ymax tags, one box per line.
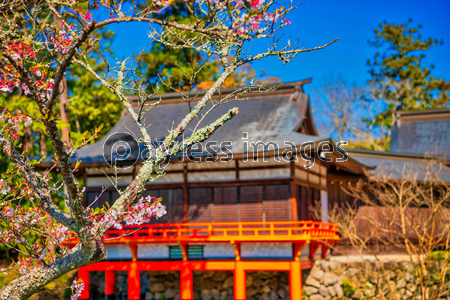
<box><xmin>68</xmin><ymin>221</ymin><xmax>339</xmax><ymax>244</ymax></box>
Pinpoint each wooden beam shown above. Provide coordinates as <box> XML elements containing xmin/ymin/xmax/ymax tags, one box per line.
<box><xmin>290</xmin><ymin>180</ymin><xmax>298</xmax><ymax>221</ymax></box>
<box><xmin>183</xmin><ymin>162</ymin><xmax>188</xmax><ymax>223</ymax></box>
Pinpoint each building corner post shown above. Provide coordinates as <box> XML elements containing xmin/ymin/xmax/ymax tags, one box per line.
<box><xmin>290</xmin><ymin>261</ymin><xmax>302</xmax><ymax>300</ymax></box>
<box><xmin>105</xmin><ymin>270</ymin><xmax>116</xmax><ymax>298</ymax></box>
<box><xmin>181</xmin><ymin>262</ymin><xmax>193</xmax><ymax>300</ymax></box>
<box><xmin>234</xmin><ymin>261</ymin><xmax>246</xmax><ymax>300</ymax></box>
<box><xmin>78</xmin><ymin>267</ymin><xmax>90</xmax><ymax>299</ymax></box>
<box><xmin>128</xmin><ymin>244</ymin><xmax>140</xmax><ymax>299</ymax></box>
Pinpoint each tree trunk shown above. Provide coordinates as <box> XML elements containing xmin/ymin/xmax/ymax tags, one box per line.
<box><xmin>59</xmin><ymin>76</ymin><xmax>70</xmax><ymax>146</ymax></box>
<box><xmin>39</xmin><ymin>130</ymin><xmax>47</xmax><ymax>156</ymax></box>
<box><xmin>0</xmin><ymin>243</ymin><xmax>105</xmax><ymax>300</ymax></box>
<box><xmin>56</xmin><ymin>51</ymin><xmax>71</xmax><ymax>147</ymax></box>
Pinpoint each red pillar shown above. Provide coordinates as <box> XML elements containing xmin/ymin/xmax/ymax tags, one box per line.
<box><xmin>290</xmin><ymin>179</ymin><xmax>298</xmax><ymax>221</ymax></box>
<box><xmin>78</xmin><ymin>267</ymin><xmax>90</xmax><ymax>299</ymax></box>
<box><xmin>290</xmin><ymin>261</ymin><xmax>302</xmax><ymax>300</ymax></box>
<box><xmin>234</xmin><ymin>261</ymin><xmax>246</xmax><ymax>300</ymax></box>
<box><xmin>322</xmin><ymin>244</ymin><xmax>329</xmax><ymax>259</ymax></box>
<box><xmin>105</xmin><ymin>270</ymin><xmax>116</xmax><ymax>296</ymax></box>
<box><xmin>128</xmin><ymin>262</ymin><xmax>140</xmax><ymax>299</ymax></box>
<box><xmin>310</xmin><ymin>242</ymin><xmax>320</xmax><ymax>261</ymax></box>
<box><xmin>180</xmin><ymin>263</ymin><xmax>193</xmax><ymax>300</ymax></box>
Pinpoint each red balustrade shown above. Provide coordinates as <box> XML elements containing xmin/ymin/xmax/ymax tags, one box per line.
<box><xmin>68</xmin><ymin>221</ymin><xmax>339</xmax><ymax>245</ymax></box>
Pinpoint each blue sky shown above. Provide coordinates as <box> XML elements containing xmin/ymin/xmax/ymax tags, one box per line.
<box><xmin>109</xmin><ymin>0</ymin><xmax>450</xmax><ymax>94</ymax></box>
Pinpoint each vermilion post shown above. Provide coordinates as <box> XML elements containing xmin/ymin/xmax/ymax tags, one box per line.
<box><xmin>234</xmin><ymin>261</ymin><xmax>246</xmax><ymax>300</ymax></box>
<box><xmin>78</xmin><ymin>267</ymin><xmax>90</xmax><ymax>299</ymax></box>
<box><xmin>105</xmin><ymin>270</ymin><xmax>116</xmax><ymax>296</ymax></box>
<box><xmin>309</xmin><ymin>242</ymin><xmax>320</xmax><ymax>261</ymax></box>
<box><xmin>180</xmin><ymin>263</ymin><xmax>193</xmax><ymax>300</ymax></box>
<box><xmin>290</xmin><ymin>179</ymin><xmax>298</xmax><ymax>221</ymax></box>
<box><xmin>289</xmin><ymin>261</ymin><xmax>302</xmax><ymax>300</ymax></box>
<box><xmin>322</xmin><ymin>244</ymin><xmax>329</xmax><ymax>259</ymax></box>
<box><xmin>128</xmin><ymin>262</ymin><xmax>140</xmax><ymax>299</ymax></box>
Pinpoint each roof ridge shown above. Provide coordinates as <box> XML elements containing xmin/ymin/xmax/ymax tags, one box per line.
<box><xmin>127</xmin><ymin>79</ymin><xmax>312</xmax><ymax>106</ymax></box>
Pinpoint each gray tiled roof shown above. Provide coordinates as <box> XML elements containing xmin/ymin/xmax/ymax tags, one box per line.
<box><xmin>348</xmin><ymin>150</ymin><xmax>450</xmax><ymax>182</ymax></box>
<box><xmin>42</xmin><ymin>87</ymin><xmax>327</xmax><ymax>164</ymax></box>
<box><xmin>390</xmin><ymin>109</ymin><xmax>450</xmax><ymax>157</ymax></box>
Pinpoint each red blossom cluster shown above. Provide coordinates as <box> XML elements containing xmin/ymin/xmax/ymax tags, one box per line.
<box><xmin>1</xmin><ymin>109</ymin><xmax>33</xmax><ymax>140</ymax></box>
<box><xmin>0</xmin><ymin>43</ymin><xmax>54</xmax><ymax>97</ymax></box>
<box><xmin>14</xmin><ymin>257</ymin><xmax>35</xmax><ymax>275</ymax></box>
<box><xmin>0</xmin><ymin>58</ymin><xmax>19</xmax><ymax>93</ymax></box>
<box><xmin>9</xmin><ymin>42</ymin><xmax>36</xmax><ymax>61</ymax></box>
<box><xmin>48</xmin><ymin>224</ymin><xmax>70</xmax><ymax>245</ymax></box>
<box><xmin>50</xmin><ymin>30</ymin><xmax>74</xmax><ymax>54</ymax></box>
<box><xmin>0</xmin><ymin>205</ymin><xmax>46</xmax><ymax>242</ymax></box>
<box><xmin>84</xmin><ymin>12</ymin><xmax>93</xmax><ymax>22</ymax></box>
<box><xmin>0</xmin><ymin>43</ymin><xmax>36</xmax><ymax>93</ymax></box>
<box><xmin>204</xmin><ymin>0</ymin><xmax>290</xmax><ymax>35</ymax></box>
<box><xmin>0</xmin><ymin>178</ymin><xmax>32</xmax><ymax>198</ymax></box>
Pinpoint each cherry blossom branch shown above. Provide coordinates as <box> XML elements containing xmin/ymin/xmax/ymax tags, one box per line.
<box><xmin>94</xmin><ymin>17</ymin><xmax>230</xmax><ymax>38</ymax></box>
<box><xmin>162</xmin><ymin>65</ymin><xmax>237</xmax><ymax>146</ymax></box>
<box><xmin>2</xmin><ymin>53</ymin><xmax>42</xmax><ymax>107</ymax></box>
<box><xmin>242</xmin><ymin>37</ymin><xmax>340</xmax><ymax>64</ymax></box>
<box><xmin>42</xmin><ymin>119</ymin><xmax>87</xmax><ymax>233</ymax></box>
<box><xmin>1</xmin><ymin>53</ymin><xmax>87</xmax><ymax>239</ymax></box>
<box><xmin>0</xmin><ymin>134</ymin><xmax>73</xmax><ymax>230</ymax></box>
<box><xmin>46</xmin><ymin>19</ymin><xmax>97</xmax><ymax>114</ymax></box>
<box><xmin>73</xmin><ymin>57</ymin><xmax>154</xmax><ymax>144</ymax></box>
<box><xmin>95</xmin><ymin>107</ymin><xmax>239</xmax><ymax>237</ymax></box>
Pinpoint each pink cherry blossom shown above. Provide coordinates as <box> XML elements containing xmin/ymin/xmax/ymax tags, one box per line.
<box><xmin>0</xmin><ymin>180</ymin><xmax>11</xmax><ymax>195</ymax></box>
<box><xmin>49</xmin><ymin>224</ymin><xmax>69</xmax><ymax>245</ymax></box>
<box><xmin>22</xmin><ymin>84</ymin><xmax>31</xmax><ymax>95</ymax></box>
<box><xmin>24</xmin><ymin>117</ymin><xmax>32</xmax><ymax>127</ymax></box>
<box><xmin>71</xmin><ymin>279</ymin><xmax>85</xmax><ymax>300</ymax></box>
<box><xmin>234</xmin><ymin>0</ymin><xmax>244</xmax><ymax>9</ymax></box>
<box><xmin>250</xmin><ymin>0</ymin><xmax>264</xmax><ymax>9</ymax></box>
<box><xmin>123</xmin><ymin>196</ymin><xmax>167</xmax><ymax>225</ymax></box>
<box><xmin>0</xmin><ymin>84</ymin><xmax>13</xmax><ymax>93</ymax></box>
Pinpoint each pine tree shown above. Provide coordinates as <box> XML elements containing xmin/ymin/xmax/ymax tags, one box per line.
<box><xmin>367</xmin><ymin>20</ymin><xmax>449</xmax><ymax>131</ymax></box>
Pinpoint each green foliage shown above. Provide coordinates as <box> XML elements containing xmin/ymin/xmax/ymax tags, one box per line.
<box><xmin>346</xmin><ymin>136</ymin><xmax>390</xmax><ymax>151</ymax></box>
<box><xmin>367</xmin><ymin>20</ymin><xmax>450</xmax><ymax>131</ymax></box>
<box><xmin>430</xmin><ymin>250</ymin><xmax>450</xmax><ymax>262</ymax></box>
<box><xmin>0</xmin><ymin>94</ymin><xmax>49</xmax><ymax>155</ymax></box>
<box><xmin>341</xmin><ymin>278</ymin><xmax>357</xmax><ymax>296</ymax></box>
<box><xmin>67</xmin><ymin>59</ymin><xmax>122</xmax><ymax>145</ymax></box>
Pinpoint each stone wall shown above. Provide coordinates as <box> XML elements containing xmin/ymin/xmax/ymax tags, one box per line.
<box><xmin>245</xmin><ymin>271</ymin><xmax>290</xmax><ymax>300</ymax></box>
<box><xmin>142</xmin><ymin>271</ymin><xmax>181</xmax><ymax>300</ymax></box>
<box><xmin>192</xmin><ymin>270</ymin><xmax>290</xmax><ymax>300</ymax></box>
<box><xmin>303</xmin><ymin>259</ymin><xmax>450</xmax><ymax>300</ymax></box>
<box><xmin>88</xmin><ymin>270</ymin><xmax>182</xmax><ymax>300</ymax></box>
<box><xmin>87</xmin><ymin>270</ymin><xmax>291</xmax><ymax>300</ymax></box>
<box><xmin>192</xmin><ymin>270</ymin><xmax>234</xmax><ymax>300</ymax></box>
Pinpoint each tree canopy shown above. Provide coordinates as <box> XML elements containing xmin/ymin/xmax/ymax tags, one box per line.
<box><xmin>367</xmin><ymin>20</ymin><xmax>449</xmax><ymax>131</ymax></box>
